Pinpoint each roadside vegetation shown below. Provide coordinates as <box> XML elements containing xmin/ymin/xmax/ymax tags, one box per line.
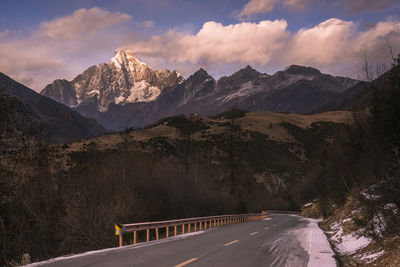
<box><xmin>298</xmin><ymin>55</ymin><xmax>400</xmax><ymax>265</ymax></box>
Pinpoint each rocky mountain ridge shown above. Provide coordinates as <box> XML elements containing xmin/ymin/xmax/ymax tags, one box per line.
<box><xmin>41</xmin><ymin>49</ymin><xmax>183</xmax><ymax>112</ymax></box>
<box><xmin>41</xmin><ymin>49</ymin><xmax>360</xmax><ymax>130</ymax></box>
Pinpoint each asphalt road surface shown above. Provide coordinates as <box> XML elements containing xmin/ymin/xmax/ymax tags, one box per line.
<box><xmin>34</xmin><ymin>214</ymin><xmax>320</xmax><ymax>267</ymax></box>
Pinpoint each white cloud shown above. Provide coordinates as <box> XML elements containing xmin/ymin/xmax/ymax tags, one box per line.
<box><xmin>127</xmin><ymin>18</ymin><xmax>400</xmax><ymax>78</ymax></box>
<box><xmin>39</xmin><ymin>7</ymin><xmax>132</xmax><ymax>40</ymax></box>
<box><xmin>129</xmin><ymin>20</ymin><xmax>289</xmax><ymax>65</ymax></box>
<box><xmin>237</xmin><ymin>0</ymin><xmax>315</xmax><ymax>18</ymax></box>
<box><xmin>140</xmin><ymin>20</ymin><xmax>155</xmax><ymax>28</ymax></box>
<box><xmin>238</xmin><ymin>0</ymin><xmax>276</xmax><ymax>18</ymax></box>
<box><xmin>284</xmin><ymin>0</ymin><xmax>314</xmax><ymax>11</ymax></box>
<box><xmin>344</xmin><ymin>0</ymin><xmax>397</xmax><ymax>14</ymax></box>
<box><xmin>0</xmin><ymin>7</ymin><xmax>132</xmax><ymax>91</ymax></box>
<box><xmin>237</xmin><ymin>0</ymin><xmax>397</xmax><ymax>17</ymax></box>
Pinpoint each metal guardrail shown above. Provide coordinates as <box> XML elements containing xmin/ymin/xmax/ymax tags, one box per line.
<box><xmin>116</xmin><ymin>213</ymin><xmax>268</xmax><ymax>247</ymax></box>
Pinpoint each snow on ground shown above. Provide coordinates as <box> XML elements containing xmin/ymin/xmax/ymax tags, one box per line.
<box><xmin>268</xmin><ymin>216</ymin><xmax>336</xmax><ymax>267</ymax></box>
<box><xmin>329</xmin><ymin>220</ymin><xmax>372</xmax><ymax>255</ymax></box>
<box><xmin>300</xmin><ymin>218</ymin><xmax>337</xmax><ymax>267</ymax></box>
<box><xmin>303</xmin><ymin>202</ymin><xmax>312</xmax><ymax>208</ymax></box>
<box><xmin>26</xmin><ymin>231</ymin><xmax>205</xmax><ymax>266</ymax></box>
<box><xmin>335</xmin><ymin>232</ymin><xmax>371</xmax><ymax>254</ymax></box>
<box><xmin>356</xmin><ymin>250</ymin><xmax>385</xmax><ymax>263</ymax></box>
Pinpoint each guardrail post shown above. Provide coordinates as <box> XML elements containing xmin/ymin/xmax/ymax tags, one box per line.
<box><xmin>194</xmin><ymin>222</ymin><xmax>197</xmax><ymax>232</ymax></box>
<box><xmin>133</xmin><ymin>231</ymin><xmax>137</xmax><ymax>244</ymax></box>
<box><xmin>146</xmin><ymin>229</ymin><xmax>150</xmax><ymax>242</ymax></box>
<box><xmin>174</xmin><ymin>225</ymin><xmax>177</xmax><ymax>236</ymax></box>
<box><xmin>214</xmin><ymin>220</ymin><xmax>216</xmax><ymax>228</ymax></box>
<box><xmin>199</xmin><ymin>221</ymin><xmax>202</xmax><ymax>230</ymax></box>
<box><xmin>205</xmin><ymin>221</ymin><xmax>207</xmax><ymax>230</ymax></box>
<box><xmin>119</xmin><ymin>234</ymin><xmax>123</xmax><ymax>247</ymax></box>
<box><xmin>156</xmin><ymin>228</ymin><xmax>159</xmax><ymax>240</ymax></box>
<box><xmin>182</xmin><ymin>224</ymin><xmax>185</xmax><ymax>234</ymax></box>
<box><xmin>188</xmin><ymin>223</ymin><xmax>191</xmax><ymax>232</ymax></box>
<box><xmin>166</xmin><ymin>227</ymin><xmax>169</xmax><ymax>238</ymax></box>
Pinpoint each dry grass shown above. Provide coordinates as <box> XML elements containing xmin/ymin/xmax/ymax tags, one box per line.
<box><xmin>237</xmin><ymin>110</ymin><xmax>351</xmax><ymax>142</ymax></box>
<box><xmin>61</xmin><ymin>110</ymin><xmax>352</xmax><ymax>152</ymax></box>
<box><xmin>63</xmin><ymin>125</ymin><xmax>178</xmax><ymax>152</ymax></box>
<box><xmin>373</xmin><ymin>237</ymin><xmax>400</xmax><ymax>267</ymax></box>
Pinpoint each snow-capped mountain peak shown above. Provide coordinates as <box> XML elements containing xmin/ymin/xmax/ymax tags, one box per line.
<box><xmin>110</xmin><ymin>49</ymin><xmax>147</xmax><ymax>71</ymax></box>
<box><xmin>41</xmin><ymin>49</ymin><xmax>184</xmax><ymax>112</ymax></box>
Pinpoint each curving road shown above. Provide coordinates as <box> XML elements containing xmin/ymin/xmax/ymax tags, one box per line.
<box><xmin>30</xmin><ymin>214</ymin><xmax>336</xmax><ymax>267</ymax></box>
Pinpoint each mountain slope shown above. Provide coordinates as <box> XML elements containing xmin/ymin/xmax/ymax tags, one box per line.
<box><xmin>41</xmin><ymin>50</ymin><xmax>360</xmax><ymax>131</ymax></box>
<box><xmin>41</xmin><ymin>49</ymin><xmax>183</xmax><ymax>112</ymax></box>
<box><xmin>317</xmin><ymin>66</ymin><xmax>400</xmax><ymax>113</ymax></box>
<box><xmin>0</xmin><ymin>72</ymin><xmax>106</xmax><ymax>142</ymax></box>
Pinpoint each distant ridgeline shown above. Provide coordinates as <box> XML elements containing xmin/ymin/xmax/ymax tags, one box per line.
<box><xmin>41</xmin><ymin>49</ymin><xmax>360</xmax><ymax>131</ymax></box>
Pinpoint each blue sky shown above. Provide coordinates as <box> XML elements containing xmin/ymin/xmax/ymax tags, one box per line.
<box><xmin>2</xmin><ymin>0</ymin><xmax>398</xmax><ymax>33</ymax></box>
<box><xmin>0</xmin><ymin>0</ymin><xmax>399</xmax><ymax>91</ymax></box>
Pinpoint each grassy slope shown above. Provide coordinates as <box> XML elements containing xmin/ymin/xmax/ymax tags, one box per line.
<box><xmin>65</xmin><ymin>110</ymin><xmax>350</xmax><ymax>152</ymax></box>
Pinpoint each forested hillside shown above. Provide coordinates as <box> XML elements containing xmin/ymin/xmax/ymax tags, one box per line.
<box><xmin>0</xmin><ymin>99</ymin><xmax>349</xmax><ymax>264</ymax></box>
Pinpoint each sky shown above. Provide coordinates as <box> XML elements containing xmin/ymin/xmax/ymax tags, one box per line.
<box><xmin>0</xmin><ymin>0</ymin><xmax>399</xmax><ymax>91</ymax></box>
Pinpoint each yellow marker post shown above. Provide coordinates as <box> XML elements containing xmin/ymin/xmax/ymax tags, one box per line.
<box><xmin>115</xmin><ymin>224</ymin><xmax>123</xmax><ymax>247</ymax></box>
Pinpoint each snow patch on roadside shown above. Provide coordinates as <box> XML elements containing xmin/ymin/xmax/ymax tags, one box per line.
<box><xmin>301</xmin><ymin>219</ymin><xmax>337</xmax><ymax>267</ymax></box>
<box><xmin>336</xmin><ymin>232</ymin><xmax>371</xmax><ymax>254</ymax></box>
<box><xmin>329</xmin><ymin>220</ymin><xmax>371</xmax><ymax>255</ymax></box>
<box><xmin>356</xmin><ymin>250</ymin><xmax>385</xmax><ymax>263</ymax></box>
<box><xmin>26</xmin><ymin>231</ymin><xmax>205</xmax><ymax>266</ymax></box>
<box><xmin>268</xmin><ymin>217</ymin><xmax>336</xmax><ymax>267</ymax></box>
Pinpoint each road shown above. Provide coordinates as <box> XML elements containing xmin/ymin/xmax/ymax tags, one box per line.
<box><xmin>32</xmin><ymin>214</ymin><xmax>335</xmax><ymax>267</ymax></box>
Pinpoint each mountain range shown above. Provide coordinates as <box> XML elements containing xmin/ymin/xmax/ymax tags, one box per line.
<box><xmin>41</xmin><ymin>49</ymin><xmax>361</xmax><ymax>131</ymax></box>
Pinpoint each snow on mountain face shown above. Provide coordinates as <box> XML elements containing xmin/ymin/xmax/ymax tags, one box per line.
<box><xmin>41</xmin><ymin>49</ymin><xmax>183</xmax><ymax>112</ymax></box>
<box><xmin>111</xmin><ymin>49</ymin><xmax>147</xmax><ymax>69</ymax></box>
